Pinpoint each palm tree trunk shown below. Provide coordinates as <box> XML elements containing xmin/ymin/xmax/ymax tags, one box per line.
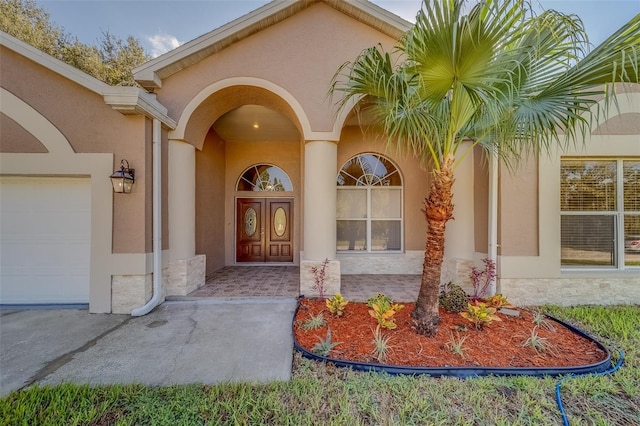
<box><xmin>411</xmin><ymin>154</ymin><xmax>455</xmax><ymax>336</ymax></box>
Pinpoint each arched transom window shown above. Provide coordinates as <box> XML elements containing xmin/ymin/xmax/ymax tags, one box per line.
<box><xmin>337</xmin><ymin>153</ymin><xmax>403</xmax><ymax>252</ymax></box>
<box><xmin>237</xmin><ymin>164</ymin><xmax>293</xmax><ymax>192</ymax></box>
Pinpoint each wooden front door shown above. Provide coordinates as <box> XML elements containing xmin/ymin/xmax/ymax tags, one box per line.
<box><xmin>236</xmin><ymin>198</ymin><xmax>293</xmax><ymax>263</ymax></box>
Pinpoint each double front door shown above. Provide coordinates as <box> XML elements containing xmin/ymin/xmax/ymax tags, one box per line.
<box><xmin>236</xmin><ymin>198</ymin><xmax>293</xmax><ymax>263</ymax></box>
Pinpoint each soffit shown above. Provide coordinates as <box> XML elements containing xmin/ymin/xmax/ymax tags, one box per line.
<box><xmin>133</xmin><ymin>0</ymin><xmax>411</xmax><ymax>89</ymax></box>
<box><xmin>213</xmin><ymin>105</ymin><xmax>300</xmax><ymax>142</ymax></box>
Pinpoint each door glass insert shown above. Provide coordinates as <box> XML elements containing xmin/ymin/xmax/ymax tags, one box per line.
<box><xmin>237</xmin><ymin>164</ymin><xmax>293</xmax><ymax>191</ymax></box>
<box><xmin>244</xmin><ymin>208</ymin><xmax>257</xmax><ymax>236</ymax></box>
<box><xmin>274</xmin><ymin>207</ymin><xmax>287</xmax><ymax>237</ymax></box>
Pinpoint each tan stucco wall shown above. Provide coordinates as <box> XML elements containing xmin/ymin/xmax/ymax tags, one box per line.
<box><xmin>1</xmin><ymin>40</ymin><xmax>174</xmax><ymax>312</ymax></box>
<box><xmin>156</xmin><ymin>2</ymin><xmax>399</xmax><ymax>146</ymax></box>
<box><xmin>497</xmin><ymin>90</ymin><xmax>640</xmax><ymax>305</ymax></box>
<box><xmin>594</xmin><ymin>112</ymin><xmax>640</xmax><ymax>134</ymax></box>
<box><xmin>473</xmin><ymin>146</ymin><xmax>489</xmax><ymax>254</ymax></box>
<box><xmin>195</xmin><ymin>129</ymin><xmax>227</xmax><ymax>275</ymax></box>
<box><xmin>498</xmin><ymin>157</ymin><xmax>539</xmax><ymax>256</ymax></box>
<box><xmin>337</xmin><ymin>126</ymin><xmax>430</xmax><ymax>251</ymax></box>
<box><xmin>0</xmin><ymin>113</ymin><xmax>47</xmax><ymax>152</ymax></box>
<box><xmin>1</xmin><ymin>45</ymin><xmax>152</xmax><ymax>255</ymax></box>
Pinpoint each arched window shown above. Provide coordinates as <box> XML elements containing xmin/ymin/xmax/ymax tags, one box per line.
<box><xmin>337</xmin><ymin>153</ymin><xmax>402</xmax><ymax>252</ymax></box>
<box><xmin>237</xmin><ymin>164</ymin><xmax>293</xmax><ymax>192</ymax></box>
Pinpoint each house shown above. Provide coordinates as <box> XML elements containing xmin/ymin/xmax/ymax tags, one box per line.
<box><xmin>1</xmin><ymin>0</ymin><xmax>638</xmax><ymax>314</ymax></box>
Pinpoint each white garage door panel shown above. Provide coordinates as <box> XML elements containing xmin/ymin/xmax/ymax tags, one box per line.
<box><xmin>0</xmin><ymin>177</ymin><xmax>91</xmax><ymax>304</ymax></box>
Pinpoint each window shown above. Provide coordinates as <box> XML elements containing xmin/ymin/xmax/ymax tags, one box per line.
<box><xmin>560</xmin><ymin>159</ymin><xmax>640</xmax><ymax>269</ymax></box>
<box><xmin>237</xmin><ymin>164</ymin><xmax>292</xmax><ymax>191</ymax></box>
<box><xmin>337</xmin><ymin>153</ymin><xmax>402</xmax><ymax>252</ymax></box>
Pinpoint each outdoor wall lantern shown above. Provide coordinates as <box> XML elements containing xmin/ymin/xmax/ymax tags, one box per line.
<box><xmin>110</xmin><ymin>159</ymin><xmax>135</xmax><ymax>194</ymax></box>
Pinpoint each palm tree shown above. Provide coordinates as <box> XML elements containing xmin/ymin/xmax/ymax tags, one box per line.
<box><xmin>331</xmin><ymin>0</ymin><xmax>639</xmax><ymax>336</ymax></box>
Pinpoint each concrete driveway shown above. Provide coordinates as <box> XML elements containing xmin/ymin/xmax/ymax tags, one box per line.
<box><xmin>0</xmin><ymin>298</ymin><xmax>297</xmax><ymax>397</ymax></box>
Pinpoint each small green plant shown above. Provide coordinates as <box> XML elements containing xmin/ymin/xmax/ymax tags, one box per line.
<box><xmin>367</xmin><ymin>293</ymin><xmax>404</xmax><ymax>330</ymax></box>
<box><xmin>486</xmin><ymin>293</ymin><xmax>513</xmax><ymax>309</ymax></box>
<box><xmin>326</xmin><ymin>293</ymin><xmax>348</xmax><ymax>317</ymax></box>
<box><xmin>439</xmin><ymin>282</ymin><xmax>469</xmax><ymax>313</ymax></box>
<box><xmin>521</xmin><ymin>326</ymin><xmax>557</xmax><ymax>355</ymax></box>
<box><xmin>532</xmin><ymin>310</ymin><xmax>556</xmax><ymax>331</ymax></box>
<box><xmin>301</xmin><ymin>312</ymin><xmax>326</xmax><ymax>331</ymax></box>
<box><xmin>460</xmin><ymin>302</ymin><xmax>501</xmax><ymax>330</ymax></box>
<box><xmin>446</xmin><ymin>331</ymin><xmax>468</xmax><ymax>359</ymax></box>
<box><xmin>312</xmin><ymin>328</ymin><xmax>341</xmax><ymax>357</ymax></box>
<box><xmin>371</xmin><ymin>325</ymin><xmax>394</xmax><ymax>363</ymax></box>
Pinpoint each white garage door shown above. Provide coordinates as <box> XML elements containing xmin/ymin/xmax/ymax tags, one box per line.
<box><xmin>0</xmin><ymin>176</ymin><xmax>91</xmax><ymax>304</ymax></box>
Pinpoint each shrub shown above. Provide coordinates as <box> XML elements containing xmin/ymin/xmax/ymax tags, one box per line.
<box><xmin>460</xmin><ymin>302</ymin><xmax>501</xmax><ymax>330</ymax></box>
<box><xmin>439</xmin><ymin>282</ymin><xmax>469</xmax><ymax>313</ymax></box>
<box><xmin>310</xmin><ymin>258</ymin><xmax>330</xmax><ymax>298</ymax></box>
<box><xmin>486</xmin><ymin>293</ymin><xmax>513</xmax><ymax>309</ymax></box>
<box><xmin>326</xmin><ymin>293</ymin><xmax>348</xmax><ymax>317</ymax></box>
<box><xmin>367</xmin><ymin>293</ymin><xmax>404</xmax><ymax>330</ymax></box>
<box><xmin>470</xmin><ymin>258</ymin><xmax>497</xmax><ymax>300</ymax></box>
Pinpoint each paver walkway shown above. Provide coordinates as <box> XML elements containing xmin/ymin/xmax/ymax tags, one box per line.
<box><xmin>182</xmin><ymin>266</ymin><xmax>421</xmax><ymax>302</ymax></box>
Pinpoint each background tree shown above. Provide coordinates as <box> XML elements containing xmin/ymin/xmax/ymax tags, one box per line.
<box><xmin>0</xmin><ymin>0</ymin><xmax>149</xmax><ymax>85</ymax></box>
<box><xmin>331</xmin><ymin>0</ymin><xmax>640</xmax><ymax>335</ymax></box>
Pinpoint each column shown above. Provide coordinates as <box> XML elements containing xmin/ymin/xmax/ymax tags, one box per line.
<box><xmin>166</xmin><ymin>139</ymin><xmax>205</xmax><ymax>296</ymax></box>
<box><xmin>301</xmin><ymin>140</ymin><xmax>340</xmax><ymax>297</ymax></box>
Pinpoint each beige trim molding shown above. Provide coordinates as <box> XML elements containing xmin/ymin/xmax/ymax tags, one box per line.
<box><xmin>1</xmin><ymin>31</ymin><xmax>175</xmax><ymax>129</ymax></box>
<box><xmin>172</xmin><ymin>76</ymin><xmax>321</xmax><ymax>142</ymax></box>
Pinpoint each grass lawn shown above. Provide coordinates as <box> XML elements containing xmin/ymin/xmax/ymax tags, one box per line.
<box><xmin>1</xmin><ymin>305</ymin><xmax>638</xmax><ymax>425</ymax></box>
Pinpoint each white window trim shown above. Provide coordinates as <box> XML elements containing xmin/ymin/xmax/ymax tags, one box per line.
<box><xmin>337</xmin><ymin>153</ymin><xmax>404</xmax><ymax>254</ymax></box>
<box><xmin>337</xmin><ymin>186</ymin><xmax>404</xmax><ymax>253</ymax></box>
<box><xmin>560</xmin><ymin>158</ymin><xmax>640</xmax><ymax>271</ymax></box>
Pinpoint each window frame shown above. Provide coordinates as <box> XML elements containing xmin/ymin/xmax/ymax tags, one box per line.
<box><xmin>560</xmin><ymin>158</ymin><xmax>640</xmax><ymax>271</ymax></box>
<box><xmin>336</xmin><ymin>153</ymin><xmax>403</xmax><ymax>253</ymax></box>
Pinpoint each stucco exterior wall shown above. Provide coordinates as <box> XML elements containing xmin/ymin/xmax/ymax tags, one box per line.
<box><xmin>0</xmin><ymin>113</ymin><xmax>47</xmax><ymax>152</ymax></box>
<box><xmin>156</xmin><ymin>2</ymin><xmax>399</xmax><ymax>142</ymax></box>
<box><xmin>0</xmin><ymin>39</ymin><xmax>173</xmax><ymax>312</ymax></box>
<box><xmin>195</xmin><ymin>130</ymin><xmax>227</xmax><ymax>275</ymax></box>
<box><xmin>473</xmin><ymin>146</ymin><xmax>489</xmax><ymax>254</ymax></box>
<box><xmin>1</xmin><ymin>45</ymin><xmax>151</xmax><ymax>255</ymax></box>
<box><xmin>498</xmin><ymin>91</ymin><xmax>640</xmax><ymax>305</ymax></box>
<box><xmin>499</xmin><ymin>157</ymin><xmax>539</xmax><ymax>256</ymax></box>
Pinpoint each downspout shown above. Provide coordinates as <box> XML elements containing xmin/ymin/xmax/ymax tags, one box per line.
<box><xmin>132</xmin><ymin>118</ymin><xmax>162</xmax><ymax>316</ymax></box>
<box><xmin>488</xmin><ymin>152</ymin><xmax>499</xmax><ymax>296</ymax></box>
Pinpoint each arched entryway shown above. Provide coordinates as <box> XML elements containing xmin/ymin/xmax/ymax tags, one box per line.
<box><xmin>178</xmin><ymin>84</ymin><xmax>304</xmax><ymax>276</ymax></box>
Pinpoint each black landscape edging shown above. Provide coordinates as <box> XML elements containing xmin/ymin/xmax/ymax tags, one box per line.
<box><xmin>293</xmin><ymin>304</ymin><xmax>612</xmax><ymax>378</ymax></box>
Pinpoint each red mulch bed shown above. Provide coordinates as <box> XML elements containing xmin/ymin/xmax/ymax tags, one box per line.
<box><xmin>294</xmin><ymin>299</ymin><xmax>607</xmax><ymax>368</ymax></box>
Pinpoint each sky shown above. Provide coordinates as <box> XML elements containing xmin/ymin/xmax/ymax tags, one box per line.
<box><xmin>35</xmin><ymin>0</ymin><xmax>640</xmax><ymax>58</ymax></box>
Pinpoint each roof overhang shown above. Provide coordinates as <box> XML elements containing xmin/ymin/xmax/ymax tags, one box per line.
<box><xmin>1</xmin><ymin>31</ymin><xmax>176</xmax><ymax>129</ymax></box>
<box><xmin>133</xmin><ymin>0</ymin><xmax>412</xmax><ymax>90</ymax></box>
